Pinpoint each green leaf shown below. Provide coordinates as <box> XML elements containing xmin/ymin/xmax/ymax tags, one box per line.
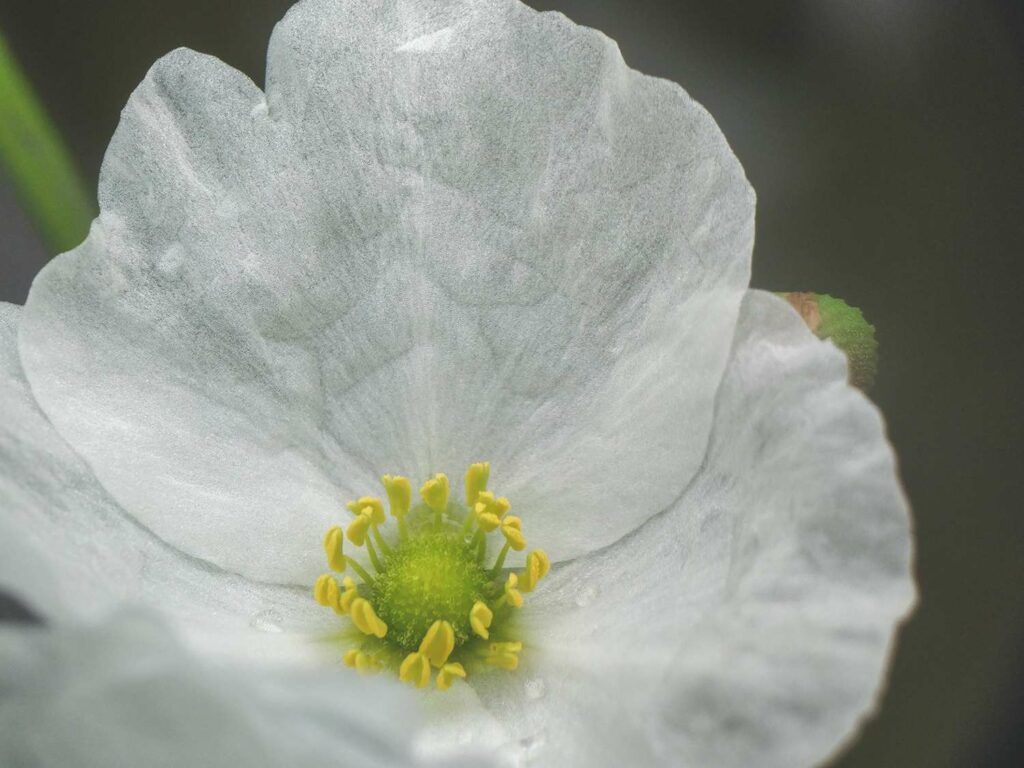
<box><xmin>0</xmin><ymin>29</ymin><xmax>94</xmax><ymax>255</ymax></box>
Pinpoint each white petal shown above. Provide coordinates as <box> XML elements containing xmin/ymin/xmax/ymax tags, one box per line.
<box><xmin>0</xmin><ymin>609</ymin><xmax>417</xmax><ymax>768</ymax></box>
<box><xmin>459</xmin><ymin>291</ymin><xmax>915</xmax><ymax>767</ymax></box>
<box><xmin>20</xmin><ymin>0</ymin><xmax>753</xmax><ymax>583</ymax></box>
<box><xmin>0</xmin><ymin>303</ymin><xmax>329</xmax><ymax>647</ymax></box>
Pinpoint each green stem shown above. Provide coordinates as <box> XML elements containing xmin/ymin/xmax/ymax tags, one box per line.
<box><xmin>476</xmin><ymin>532</ymin><xmax>487</xmax><ymax>564</ymax></box>
<box><xmin>365</xmin><ymin>537</ymin><xmax>384</xmax><ymax>573</ymax></box>
<box><xmin>344</xmin><ymin>556</ymin><xmax>375</xmax><ymax>586</ymax></box>
<box><xmin>396</xmin><ymin>516</ymin><xmax>409</xmax><ymax>543</ymax></box>
<box><xmin>460</xmin><ymin>510</ymin><xmax>477</xmax><ymax>537</ymax></box>
<box><xmin>0</xmin><ymin>30</ymin><xmax>94</xmax><ymax>254</ymax></box>
<box><xmin>371</xmin><ymin>523</ymin><xmax>392</xmax><ymax>557</ymax></box>
<box><xmin>489</xmin><ymin>542</ymin><xmax>511</xmax><ymax>578</ymax></box>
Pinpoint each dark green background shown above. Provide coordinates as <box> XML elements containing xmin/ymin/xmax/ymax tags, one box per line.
<box><xmin>1</xmin><ymin>1</ymin><xmax>1022</xmax><ymax>765</ymax></box>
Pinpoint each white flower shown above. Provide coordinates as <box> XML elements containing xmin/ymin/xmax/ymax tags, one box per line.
<box><xmin>0</xmin><ymin>1</ymin><xmax>915</xmax><ymax>766</ymax></box>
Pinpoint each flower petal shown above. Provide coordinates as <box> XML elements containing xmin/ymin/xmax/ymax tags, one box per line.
<box><xmin>0</xmin><ymin>610</ymin><xmax>417</xmax><ymax>768</ymax></box>
<box><xmin>452</xmin><ymin>291</ymin><xmax>915</xmax><ymax>767</ymax></box>
<box><xmin>0</xmin><ymin>303</ymin><xmax>326</xmax><ymax>643</ymax></box>
<box><xmin>20</xmin><ymin>0</ymin><xmax>753</xmax><ymax>582</ymax></box>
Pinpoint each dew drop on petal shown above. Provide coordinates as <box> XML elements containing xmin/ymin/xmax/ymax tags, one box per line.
<box><xmin>524</xmin><ymin>678</ymin><xmax>546</xmax><ymax>700</ymax></box>
<box><xmin>574</xmin><ymin>584</ymin><xmax>598</xmax><ymax>607</ymax></box>
<box><xmin>249</xmin><ymin>608</ymin><xmax>284</xmax><ymax>633</ymax></box>
<box><xmin>516</xmin><ymin>730</ymin><xmax>547</xmax><ymax>765</ymax></box>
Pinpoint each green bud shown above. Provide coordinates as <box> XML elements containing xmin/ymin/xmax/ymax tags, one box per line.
<box><xmin>780</xmin><ymin>292</ymin><xmax>878</xmax><ymax>391</ymax></box>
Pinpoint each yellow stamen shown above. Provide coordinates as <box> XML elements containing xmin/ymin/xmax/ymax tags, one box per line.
<box><xmin>381</xmin><ymin>475</ymin><xmax>411</xmax><ymax>518</ymax></box>
<box><xmin>324</xmin><ymin>526</ymin><xmax>345</xmax><ymax>572</ymax></box>
<box><xmin>350</xmin><ymin>598</ymin><xmax>388</xmax><ymax>638</ymax></box>
<box><xmin>436</xmin><ymin>662</ymin><xmax>466</xmax><ymax>690</ymax></box>
<box><xmin>504</xmin><ymin>573</ymin><xmax>524</xmax><ymax>608</ymax></box>
<box><xmin>485</xmin><ymin>641</ymin><xmax>522</xmax><ymax>670</ymax></box>
<box><xmin>475</xmin><ymin>491</ymin><xmax>511</xmax><ymax>520</ymax></box>
<box><xmin>500</xmin><ymin>516</ymin><xmax>526</xmax><ymax>551</ymax></box>
<box><xmin>343</xmin><ymin>649</ymin><xmax>381</xmax><ymax>673</ymax></box>
<box><xmin>339</xmin><ymin>576</ymin><xmax>359</xmax><ymax>613</ymax></box>
<box><xmin>399</xmin><ymin>651</ymin><xmax>432</xmax><ymax>688</ymax></box>
<box><xmin>419</xmin><ymin>620</ymin><xmax>456</xmax><ymax>668</ymax></box>
<box><xmin>313</xmin><ymin>573</ymin><xmax>340</xmax><ymax>609</ymax></box>
<box><xmin>464</xmin><ymin>462</ymin><xmax>490</xmax><ymax>508</ymax></box>
<box><xmin>419</xmin><ymin>473</ymin><xmax>450</xmax><ymax>513</ymax></box>
<box><xmin>346</xmin><ymin>512</ymin><xmax>372</xmax><ymax>546</ymax></box>
<box><xmin>346</xmin><ymin>496</ymin><xmax>386</xmax><ymax>525</ymax></box>
<box><xmin>318</xmin><ymin>463</ymin><xmax>540</xmax><ymax>691</ymax></box>
<box><xmin>519</xmin><ymin>549</ymin><xmax>550</xmax><ymax>592</ymax></box>
<box><xmin>470</xmin><ymin>601</ymin><xmax>493</xmax><ymax>639</ymax></box>
<box><xmin>476</xmin><ymin>509</ymin><xmax>501</xmax><ymax>532</ymax></box>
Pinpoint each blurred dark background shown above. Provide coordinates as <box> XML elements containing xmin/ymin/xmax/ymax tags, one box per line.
<box><xmin>1</xmin><ymin>0</ymin><xmax>1022</xmax><ymax>765</ymax></box>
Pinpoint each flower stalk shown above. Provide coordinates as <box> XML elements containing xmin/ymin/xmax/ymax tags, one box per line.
<box><xmin>0</xmin><ymin>29</ymin><xmax>93</xmax><ymax>254</ymax></box>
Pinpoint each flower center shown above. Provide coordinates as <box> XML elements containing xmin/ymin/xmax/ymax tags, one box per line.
<box><xmin>312</xmin><ymin>463</ymin><xmax>550</xmax><ymax>690</ymax></box>
<box><xmin>374</xmin><ymin>530</ymin><xmax>489</xmax><ymax>650</ymax></box>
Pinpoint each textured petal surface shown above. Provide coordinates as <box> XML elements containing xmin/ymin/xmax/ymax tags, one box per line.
<box><xmin>0</xmin><ymin>303</ymin><xmax>329</xmax><ymax>650</ymax></box>
<box><xmin>0</xmin><ymin>610</ymin><xmax>417</xmax><ymax>768</ymax></box>
<box><xmin>19</xmin><ymin>0</ymin><xmax>753</xmax><ymax>583</ymax></box>
<box><xmin>445</xmin><ymin>291</ymin><xmax>915</xmax><ymax>767</ymax></box>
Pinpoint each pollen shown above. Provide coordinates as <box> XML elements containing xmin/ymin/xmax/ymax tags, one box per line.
<box><xmin>313</xmin><ymin>464</ymin><xmax>549</xmax><ymax>691</ymax></box>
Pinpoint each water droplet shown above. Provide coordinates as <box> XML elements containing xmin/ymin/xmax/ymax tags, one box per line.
<box><xmin>517</xmin><ymin>730</ymin><xmax>547</xmax><ymax>764</ymax></box>
<box><xmin>249</xmin><ymin>608</ymin><xmax>283</xmax><ymax>633</ymax></box>
<box><xmin>524</xmin><ymin>678</ymin><xmax>546</xmax><ymax>700</ymax></box>
<box><xmin>574</xmin><ymin>584</ymin><xmax>598</xmax><ymax>607</ymax></box>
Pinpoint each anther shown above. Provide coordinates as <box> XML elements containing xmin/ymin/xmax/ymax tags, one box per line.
<box><xmin>339</xmin><ymin>576</ymin><xmax>359</xmax><ymax>613</ymax></box>
<box><xmin>381</xmin><ymin>475</ymin><xmax>411</xmax><ymax>518</ymax></box>
<box><xmin>436</xmin><ymin>662</ymin><xmax>466</xmax><ymax>690</ymax></box>
<box><xmin>324</xmin><ymin>526</ymin><xmax>346</xmax><ymax>572</ymax></box>
<box><xmin>500</xmin><ymin>516</ymin><xmax>526</xmax><ymax>551</ymax></box>
<box><xmin>314</xmin><ymin>574</ymin><xmax>340</xmax><ymax>610</ymax></box>
<box><xmin>346</xmin><ymin>512</ymin><xmax>372</xmax><ymax>546</ymax></box>
<box><xmin>485</xmin><ymin>641</ymin><xmax>523</xmax><ymax>670</ymax></box>
<box><xmin>464</xmin><ymin>463</ymin><xmax>490</xmax><ymax>508</ymax></box>
<box><xmin>503</xmin><ymin>573</ymin><xmax>523</xmax><ymax>608</ymax></box>
<box><xmin>343</xmin><ymin>649</ymin><xmax>381</xmax><ymax>673</ymax></box>
<box><xmin>470</xmin><ymin>601</ymin><xmax>493</xmax><ymax>639</ymax></box>
<box><xmin>399</xmin><ymin>651</ymin><xmax>432</xmax><ymax>689</ymax></box>
<box><xmin>346</xmin><ymin>497</ymin><xmax>385</xmax><ymax>524</ymax></box>
<box><xmin>519</xmin><ymin>549</ymin><xmax>550</xmax><ymax>592</ymax></box>
<box><xmin>419</xmin><ymin>474</ymin><xmax>449</xmax><ymax>513</ymax></box>
<box><xmin>350</xmin><ymin>598</ymin><xmax>388</xmax><ymax>638</ymax></box>
<box><xmin>419</xmin><ymin>620</ymin><xmax>456</xmax><ymax>668</ymax></box>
